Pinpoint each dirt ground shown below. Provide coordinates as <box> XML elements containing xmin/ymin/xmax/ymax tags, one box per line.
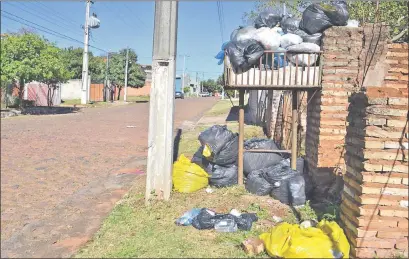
<box><xmin>0</xmin><ymin>97</ymin><xmax>218</xmax><ymax>258</ymax></box>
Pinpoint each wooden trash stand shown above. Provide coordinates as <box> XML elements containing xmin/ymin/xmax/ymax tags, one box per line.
<box><xmin>224</xmin><ymin>50</ymin><xmax>323</xmax><ymax>185</ymax></box>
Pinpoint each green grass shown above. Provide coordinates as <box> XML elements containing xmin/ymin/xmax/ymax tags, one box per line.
<box><xmin>61</xmin><ymin>99</ymin><xmax>81</xmax><ymax>106</ymax></box>
<box><xmin>205</xmin><ymin>100</ymin><xmax>238</xmax><ymax>117</ymax></box>
<box><xmin>76</xmin><ymin>100</ymin><xmax>292</xmax><ymax>258</ymax></box>
<box><xmin>119</xmin><ymin>95</ymin><xmax>150</xmax><ymax>102</ymax></box>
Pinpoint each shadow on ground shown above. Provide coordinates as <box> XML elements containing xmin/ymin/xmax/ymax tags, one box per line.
<box><xmin>22</xmin><ymin>106</ymin><xmax>81</xmax><ymax>115</ymax></box>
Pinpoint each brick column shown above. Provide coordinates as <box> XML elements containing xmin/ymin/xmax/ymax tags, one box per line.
<box><xmin>305</xmin><ymin>27</ymin><xmax>364</xmax><ymax>198</ymax></box>
<box><xmin>341</xmin><ymin>43</ymin><xmax>408</xmax><ymax>258</ymax></box>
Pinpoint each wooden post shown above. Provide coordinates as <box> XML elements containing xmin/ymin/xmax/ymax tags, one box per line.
<box><xmin>291</xmin><ymin>90</ymin><xmax>298</xmax><ymax>170</ymax></box>
<box><xmin>145</xmin><ymin>1</ymin><xmax>178</xmax><ymax>204</ymax></box>
<box><xmin>238</xmin><ymin>90</ymin><xmax>245</xmax><ymax>185</ymax></box>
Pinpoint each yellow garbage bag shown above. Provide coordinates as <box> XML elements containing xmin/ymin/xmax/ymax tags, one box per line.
<box><xmin>173</xmin><ymin>154</ymin><xmax>209</xmax><ymax>193</ymax></box>
<box><xmin>259</xmin><ymin>220</ymin><xmax>350</xmax><ymax>258</ymax></box>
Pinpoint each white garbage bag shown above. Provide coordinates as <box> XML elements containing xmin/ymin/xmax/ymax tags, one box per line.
<box><xmin>231</xmin><ymin>26</ymin><xmax>258</xmax><ymax>42</ymax></box>
<box><xmin>280</xmin><ymin>33</ymin><xmax>303</xmax><ymax>49</ymax></box>
<box><xmin>286</xmin><ymin>42</ymin><xmax>320</xmax><ymax>67</ymax></box>
<box><xmin>253</xmin><ymin>27</ymin><xmax>281</xmax><ymax>50</ymax></box>
<box><xmin>347</xmin><ymin>19</ymin><xmax>359</xmax><ymax>27</ymax></box>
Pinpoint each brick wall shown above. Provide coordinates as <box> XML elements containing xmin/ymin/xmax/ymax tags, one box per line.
<box><xmin>341</xmin><ymin>43</ymin><xmax>408</xmax><ymax>258</ymax></box>
<box><xmin>305</xmin><ymin>27</ymin><xmax>364</xmax><ymax>198</ymax></box>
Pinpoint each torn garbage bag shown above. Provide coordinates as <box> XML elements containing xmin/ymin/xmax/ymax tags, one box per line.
<box><xmin>243</xmin><ymin>138</ymin><xmax>283</xmax><ymax>176</ymax></box>
<box><xmin>321</xmin><ymin>1</ymin><xmax>349</xmax><ymax>26</ymax></box>
<box><xmin>287</xmin><ymin>43</ymin><xmax>320</xmax><ymax>67</ymax></box>
<box><xmin>192</xmin><ymin>208</ymin><xmax>258</xmax><ymax>231</ymax></box>
<box><xmin>215</xmin><ymin>41</ymin><xmax>230</xmax><ymax>65</ymax></box>
<box><xmin>225</xmin><ymin>40</ymin><xmax>265</xmax><ymax>74</ymax></box>
<box><xmin>245</xmin><ymin>170</ymin><xmax>273</xmax><ymax>196</ymax></box>
<box><xmin>209</xmin><ymin>164</ymin><xmax>238</xmax><ymax>187</ymax></box>
<box><xmin>254</xmin><ymin>11</ymin><xmax>282</xmax><ymax>29</ymax></box>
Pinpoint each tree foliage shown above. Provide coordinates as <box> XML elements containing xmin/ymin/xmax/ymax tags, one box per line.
<box><xmin>0</xmin><ymin>32</ymin><xmax>71</xmax><ymax>107</ymax></box>
<box><xmin>61</xmin><ymin>47</ymin><xmax>106</xmax><ymax>82</ymax></box>
<box><xmin>108</xmin><ymin>48</ymin><xmax>146</xmax><ymax>100</ymax></box>
<box><xmin>202</xmin><ymin>78</ymin><xmax>222</xmax><ymax>93</ymax></box>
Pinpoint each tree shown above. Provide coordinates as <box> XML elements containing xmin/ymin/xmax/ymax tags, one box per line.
<box><xmin>1</xmin><ymin>32</ymin><xmax>48</xmax><ymax>108</ymax></box>
<box><xmin>37</xmin><ymin>44</ymin><xmax>71</xmax><ymax>106</ymax></box>
<box><xmin>202</xmin><ymin>79</ymin><xmax>222</xmax><ymax>93</ymax></box>
<box><xmin>61</xmin><ymin>47</ymin><xmax>106</xmax><ymax>82</ymax></box>
<box><xmin>347</xmin><ymin>1</ymin><xmax>408</xmax><ymax>42</ymax></box>
<box><xmin>108</xmin><ymin>48</ymin><xmax>146</xmax><ymax>100</ymax></box>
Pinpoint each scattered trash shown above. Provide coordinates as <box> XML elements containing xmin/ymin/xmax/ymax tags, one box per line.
<box><xmin>300</xmin><ymin>219</ymin><xmax>318</xmax><ymax>229</ymax></box>
<box><xmin>242</xmin><ymin>237</ymin><xmax>265</xmax><ymax>256</ymax></box>
<box><xmin>214</xmin><ymin>218</ymin><xmax>238</xmax><ymax>232</ymax></box>
<box><xmin>175</xmin><ymin>208</ymin><xmax>202</xmax><ymax>226</ymax></box>
<box><xmin>272</xmin><ymin>216</ymin><xmax>283</xmax><ymax>223</ymax></box>
<box><xmin>126</xmin><ymin>125</ymin><xmax>136</xmax><ymax>128</ymax></box>
<box><xmin>205</xmin><ymin>186</ymin><xmax>214</xmax><ymax>193</ymax></box>
<box><xmin>229</xmin><ymin>209</ymin><xmax>241</xmax><ymax>217</ymax></box>
<box><xmin>172</xmin><ymin>155</ymin><xmax>209</xmax><ymax>193</ymax></box>
<box><xmin>259</xmin><ymin>220</ymin><xmax>350</xmax><ymax>258</ymax></box>
<box><xmin>191</xmin><ymin>208</ymin><xmax>258</xmax><ymax>231</ymax></box>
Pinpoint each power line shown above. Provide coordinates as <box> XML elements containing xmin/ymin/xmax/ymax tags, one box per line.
<box><xmin>4</xmin><ymin>2</ymin><xmax>83</xmax><ymax>38</ymax></box>
<box><xmin>122</xmin><ymin>2</ymin><xmax>148</xmax><ymax>29</ymax></box>
<box><xmin>1</xmin><ymin>11</ymin><xmax>107</xmax><ymax>53</ymax></box>
<box><xmin>32</xmin><ymin>0</ymin><xmax>81</xmax><ymax>28</ymax></box>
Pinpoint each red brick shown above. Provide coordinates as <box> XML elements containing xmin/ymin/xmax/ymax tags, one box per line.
<box><xmin>384</xmin><ymin>83</ymin><xmax>409</xmax><ymax>89</ymax></box>
<box><xmin>398</xmin><ymin>219</ymin><xmax>409</xmax><ymax>228</ymax></box>
<box><xmin>355</xmin><ymin>237</ymin><xmax>396</xmax><ymax>248</ymax></box>
<box><xmin>401</xmin><ymin>59</ymin><xmax>408</xmax><ymax>65</ymax></box>
<box><xmin>379</xmin><ymin>206</ymin><xmax>408</xmax><ymax>217</ymax></box>
<box><xmin>366</xmin><ymin>87</ymin><xmax>408</xmax><ymax>98</ymax></box>
<box><xmin>387</xmin><ymin>51</ymin><xmax>408</xmax><ymax>58</ymax></box>
<box><xmin>396</xmin><ymin>238</ymin><xmax>408</xmax><ymax>250</ymax></box>
<box><xmin>356</xmin><ymin>216</ymin><xmax>399</xmax><ymax>228</ymax></box>
<box><xmin>376</xmin><ymin>228</ymin><xmax>408</xmax><ymax>238</ymax></box>
<box><xmin>389</xmin><ymin>67</ymin><xmax>409</xmax><ymax>74</ymax></box>
<box><xmin>352</xmin><ymin>247</ymin><xmax>407</xmax><ymax>258</ymax></box>
<box><xmin>361</xmin><ymin>172</ymin><xmax>406</xmax><ymax>185</ymax></box>
<box><xmin>358</xmin><ymin>194</ymin><xmax>407</xmax><ymax>206</ymax></box>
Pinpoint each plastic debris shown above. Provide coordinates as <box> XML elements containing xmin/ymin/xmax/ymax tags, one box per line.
<box><xmin>175</xmin><ymin>208</ymin><xmax>202</xmax><ymax>226</ymax></box>
<box><xmin>214</xmin><ymin>218</ymin><xmax>238</xmax><ymax>232</ymax></box>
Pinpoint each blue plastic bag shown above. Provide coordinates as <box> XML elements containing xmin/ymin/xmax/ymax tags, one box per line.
<box><xmin>215</xmin><ymin>42</ymin><xmax>230</xmax><ymax>65</ymax></box>
<box><xmin>274</xmin><ymin>53</ymin><xmax>285</xmax><ymax>69</ymax></box>
<box><xmin>175</xmin><ymin>208</ymin><xmax>202</xmax><ymax>226</ymax></box>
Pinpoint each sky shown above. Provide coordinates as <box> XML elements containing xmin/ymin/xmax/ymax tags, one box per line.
<box><xmin>1</xmin><ymin>1</ymin><xmax>258</xmax><ymax>81</ymax></box>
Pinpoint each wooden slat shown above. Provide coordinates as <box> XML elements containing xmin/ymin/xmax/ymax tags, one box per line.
<box><xmin>244</xmin><ymin>149</ymin><xmax>292</xmax><ymax>154</ymax></box>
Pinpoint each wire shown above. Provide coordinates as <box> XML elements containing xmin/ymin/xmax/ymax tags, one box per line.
<box><xmin>216</xmin><ymin>1</ymin><xmax>224</xmax><ymax>44</ymax></box>
<box><xmin>122</xmin><ymin>2</ymin><xmax>148</xmax><ymax>29</ymax></box>
<box><xmin>32</xmin><ymin>0</ymin><xmax>81</xmax><ymax>28</ymax></box>
<box><xmin>1</xmin><ymin>11</ymin><xmax>107</xmax><ymax>53</ymax></box>
<box><xmin>4</xmin><ymin>2</ymin><xmax>83</xmax><ymax>38</ymax></box>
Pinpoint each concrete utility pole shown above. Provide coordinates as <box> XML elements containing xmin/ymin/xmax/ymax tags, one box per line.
<box><xmin>145</xmin><ymin>1</ymin><xmax>178</xmax><ymax>204</ymax></box>
<box><xmin>81</xmin><ymin>0</ymin><xmax>91</xmax><ymax>105</ymax></box>
<box><xmin>180</xmin><ymin>54</ymin><xmax>189</xmax><ymax>92</ymax></box>
<box><xmin>104</xmin><ymin>53</ymin><xmax>109</xmax><ymax>102</ymax></box>
<box><xmin>124</xmin><ymin>47</ymin><xmax>129</xmax><ymax>102</ymax></box>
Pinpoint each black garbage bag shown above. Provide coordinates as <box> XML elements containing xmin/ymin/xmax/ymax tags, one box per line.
<box><xmin>192</xmin><ymin>209</ymin><xmax>258</xmax><ymax>231</ymax></box>
<box><xmin>292</xmin><ymin>29</ymin><xmax>323</xmax><ymax>46</ymax></box>
<box><xmin>225</xmin><ymin>40</ymin><xmax>265</xmax><ymax>74</ymax></box>
<box><xmin>243</xmin><ymin>138</ymin><xmax>283</xmax><ymax>176</ymax></box>
<box><xmin>235</xmin><ymin>213</ymin><xmax>258</xmax><ymax>231</ymax></box>
<box><xmin>321</xmin><ymin>1</ymin><xmax>349</xmax><ymax>26</ymax></box>
<box><xmin>212</xmin><ymin>135</ymin><xmax>239</xmax><ymax>166</ymax></box>
<box><xmin>281</xmin><ymin>16</ymin><xmax>300</xmax><ymax>34</ymax></box>
<box><xmin>209</xmin><ymin>165</ymin><xmax>238</xmax><ymax>187</ymax></box>
<box><xmin>299</xmin><ymin>4</ymin><xmax>334</xmax><ymax>34</ymax></box>
<box><xmin>245</xmin><ymin>170</ymin><xmax>273</xmax><ymax>196</ymax></box>
<box><xmin>289</xmin><ymin>174</ymin><xmax>306</xmax><ymax>206</ymax></box>
<box><xmin>198</xmin><ymin>125</ymin><xmax>236</xmax><ymax>155</ymax></box>
<box><xmin>254</xmin><ymin>11</ymin><xmax>283</xmax><ymax>29</ymax></box>
<box><xmin>191</xmin><ymin>146</ymin><xmax>213</xmax><ymax>174</ymax></box>
<box><xmin>261</xmin><ymin>159</ymin><xmax>306</xmax><ymax>205</ymax></box>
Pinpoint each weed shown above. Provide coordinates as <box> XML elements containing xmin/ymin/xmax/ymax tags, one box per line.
<box><xmin>296</xmin><ymin>201</ymin><xmax>318</xmax><ymax>222</ymax></box>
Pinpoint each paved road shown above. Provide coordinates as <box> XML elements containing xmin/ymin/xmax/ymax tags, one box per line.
<box><xmin>1</xmin><ymin>97</ymin><xmax>218</xmax><ymax>258</ymax></box>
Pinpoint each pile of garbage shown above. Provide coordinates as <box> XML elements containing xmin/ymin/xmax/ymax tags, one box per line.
<box><xmin>175</xmin><ymin>208</ymin><xmax>258</xmax><ymax>232</ymax></box>
<box><xmin>215</xmin><ymin>1</ymin><xmax>354</xmax><ymax>74</ymax></box>
<box><xmin>172</xmin><ymin>125</ymin><xmax>309</xmax><ymax>206</ymax></box>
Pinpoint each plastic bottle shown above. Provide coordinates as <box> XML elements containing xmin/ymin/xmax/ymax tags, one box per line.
<box><xmin>214</xmin><ymin>219</ymin><xmax>238</xmax><ymax>232</ymax></box>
